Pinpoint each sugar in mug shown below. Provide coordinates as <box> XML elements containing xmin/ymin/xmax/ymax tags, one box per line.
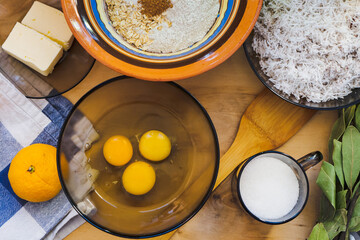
<box><xmin>232</xmin><ymin>151</ymin><xmax>323</xmax><ymax>224</ymax></box>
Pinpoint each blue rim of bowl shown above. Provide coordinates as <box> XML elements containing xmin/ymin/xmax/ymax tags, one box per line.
<box><xmin>243</xmin><ymin>32</ymin><xmax>360</xmax><ymax>110</ymax></box>
<box><xmin>56</xmin><ymin>75</ymin><xmax>220</xmax><ymax>238</ymax></box>
<box><xmin>90</xmin><ymin>0</ymin><xmax>235</xmax><ymax>60</ymax></box>
<box><xmin>71</xmin><ymin>0</ymin><xmax>250</xmax><ymax>69</ymax></box>
<box><xmin>235</xmin><ymin>150</ymin><xmax>309</xmax><ymax>225</ymax></box>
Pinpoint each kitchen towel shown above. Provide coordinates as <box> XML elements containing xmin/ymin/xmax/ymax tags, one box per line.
<box><xmin>0</xmin><ymin>73</ymin><xmax>84</xmax><ymax>240</ymax></box>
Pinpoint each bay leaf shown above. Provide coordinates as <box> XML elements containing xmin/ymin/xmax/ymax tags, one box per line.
<box><xmin>333</xmin><ymin>139</ymin><xmax>344</xmax><ymax>189</ymax></box>
<box><xmin>345</xmin><ymin>105</ymin><xmax>356</xmax><ymax>127</ymax></box>
<box><xmin>336</xmin><ymin>190</ymin><xmax>348</xmax><ymax>210</ymax></box>
<box><xmin>352</xmin><ymin>181</ymin><xmax>360</xmax><ymax>199</ymax></box>
<box><xmin>342</xmin><ymin>126</ymin><xmax>360</xmax><ymax>192</ymax></box>
<box><xmin>320</xmin><ymin>194</ymin><xmax>335</xmax><ymax>222</ymax></box>
<box><xmin>355</xmin><ymin>104</ymin><xmax>360</xmax><ymax>131</ymax></box>
<box><xmin>349</xmin><ymin>196</ymin><xmax>360</xmax><ymax>232</ymax></box>
<box><xmin>317</xmin><ymin>161</ymin><xmax>337</xmax><ymax>209</ymax></box>
<box><xmin>329</xmin><ymin>111</ymin><xmax>346</xmax><ymax>161</ymax></box>
<box><xmin>323</xmin><ymin>209</ymin><xmax>347</xmax><ymax>240</ymax></box>
<box><xmin>308</xmin><ymin>223</ymin><xmax>329</xmax><ymax>240</ymax></box>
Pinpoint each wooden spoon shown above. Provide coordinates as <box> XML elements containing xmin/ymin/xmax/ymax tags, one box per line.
<box><xmin>213</xmin><ymin>89</ymin><xmax>316</xmax><ymax>188</ymax></box>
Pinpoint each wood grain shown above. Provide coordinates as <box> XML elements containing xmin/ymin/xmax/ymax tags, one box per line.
<box><xmin>151</xmin><ymin>89</ymin><xmax>316</xmax><ymax>240</ymax></box>
<box><xmin>64</xmin><ymin>49</ymin><xmax>337</xmax><ymax>240</ymax></box>
<box><xmin>172</xmin><ymin>111</ymin><xmax>336</xmax><ymax>240</ymax></box>
<box><xmin>214</xmin><ymin>89</ymin><xmax>315</xmax><ymax>189</ymax></box>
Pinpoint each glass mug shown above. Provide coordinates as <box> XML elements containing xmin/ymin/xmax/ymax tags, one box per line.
<box><xmin>232</xmin><ymin>151</ymin><xmax>323</xmax><ymax>224</ymax></box>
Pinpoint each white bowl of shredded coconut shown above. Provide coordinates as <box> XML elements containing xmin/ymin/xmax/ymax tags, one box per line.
<box><xmin>244</xmin><ymin>0</ymin><xmax>360</xmax><ymax>109</ymax></box>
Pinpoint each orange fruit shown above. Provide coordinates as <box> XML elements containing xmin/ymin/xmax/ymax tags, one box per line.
<box><xmin>8</xmin><ymin>143</ymin><xmax>62</xmax><ymax>202</ymax></box>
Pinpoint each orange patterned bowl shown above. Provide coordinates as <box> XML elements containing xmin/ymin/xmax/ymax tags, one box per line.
<box><xmin>61</xmin><ymin>0</ymin><xmax>262</xmax><ymax>81</ymax></box>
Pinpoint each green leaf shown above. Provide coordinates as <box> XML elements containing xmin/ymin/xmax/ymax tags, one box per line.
<box><xmin>342</xmin><ymin>126</ymin><xmax>360</xmax><ymax>192</ymax></box>
<box><xmin>333</xmin><ymin>139</ymin><xmax>344</xmax><ymax>189</ymax></box>
<box><xmin>355</xmin><ymin>104</ymin><xmax>360</xmax><ymax>131</ymax></box>
<box><xmin>317</xmin><ymin>161</ymin><xmax>337</xmax><ymax>209</ymax></box>
<box><xmin>308</xmin><ymin>223</ymin><xmax>329</xmax><ymax>240</ymax></box>
<box><xmin>352</xmin><ymin>181</ymin><xmax>360</xmax><ymax>199</ymax></box>
<box><xmin>349</xmin><ymin>196</ymin><xmax>360</xmax><ymax>232</ymax></box>
<box><xmin>345</xmin><ymin>105</ymin><xmax>356</xmax><ymax>127</ymax></box>
<box><xmin>329</xmin><ymin>111</ymin><xmax>346</xmax><ymax>161</ymax></box>
<box><xmin>323</xmin><ymin>209</ymin><xmax>347</xmax><ymax>240</ymax></box>
<box><xmin>330</xmin><ymin>110</ymin><xmax>346</xmax><ymax>140</ymax></box>
<box><xmin>319</xmin><ymin>194</ymin><xmax>335</xmax><ymax>222</ymax></box>
<box><xmin>336</xmin><ymin>190</ymin><xmax>348</xmax><ymax>209</ymax></box>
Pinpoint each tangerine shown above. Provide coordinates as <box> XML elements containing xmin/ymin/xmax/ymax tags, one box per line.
<box><xmin>8</xmin><ymin>143</ymin><xmax>62</xmax><ymax>202</ymax></box>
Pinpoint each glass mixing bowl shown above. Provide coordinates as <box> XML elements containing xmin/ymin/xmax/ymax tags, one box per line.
<box><xmin>57</xmin><ymin>76</ymin><xmax>219</xmax><ymax>238</ymax></box>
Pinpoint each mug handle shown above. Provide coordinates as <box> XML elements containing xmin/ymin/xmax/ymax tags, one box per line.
<box><xmin>297</xmin><ymin>151</ymin><xmax>323</xmax><ymax>171</ymax></box>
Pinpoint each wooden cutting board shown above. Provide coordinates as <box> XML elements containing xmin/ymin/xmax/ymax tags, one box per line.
<box><xmin>65</xmin><ymin>50</ymin><xmax>336</xmax><ymax>240</ymax></box>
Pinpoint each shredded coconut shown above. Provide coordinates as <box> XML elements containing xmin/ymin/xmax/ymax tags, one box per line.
<box><xmin>252</xmin><ymin>0</ymin><xmax>360</xmax><ymax>103</ymax></box>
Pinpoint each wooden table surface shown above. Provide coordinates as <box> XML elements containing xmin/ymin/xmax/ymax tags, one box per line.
<box><xmin>63</xmin><ymin>49</ymin><xmax>338</xmax><ymax>240</ymax></box>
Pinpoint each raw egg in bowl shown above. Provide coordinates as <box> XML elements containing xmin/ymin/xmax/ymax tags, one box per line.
<box><xmin>57</xmin><ymin>76</ymin><xmax>219</xmax><ymax>238</ymax></box>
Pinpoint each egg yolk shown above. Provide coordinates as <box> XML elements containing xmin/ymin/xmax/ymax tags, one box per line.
<box><xmin>122</xmin><ymin>161</ymin><xmax>156</xmax><ymax>195</ymax></box>
<box><xmin>103</xmin><ymin>135</ymin><xmax>133</xmax><ymax>166</ymax></box>
<box><xmin>139</xmin><ymin>130</ymin><xmax>171</xmax><ymax>161</ymax></box>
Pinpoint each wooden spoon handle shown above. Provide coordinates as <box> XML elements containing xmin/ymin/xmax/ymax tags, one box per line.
<box><xmin>215</xmin><ymin>90</ymin><xmax>315</xmax><ymax>188</ymax></box>
<box><xmin>214</xmin><ymin>119</ymin><xmax>275</xmax><ymax>188</ymax></box>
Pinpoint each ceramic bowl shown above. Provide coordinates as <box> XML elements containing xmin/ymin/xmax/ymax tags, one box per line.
<box><xmin>243</xmin><ymin>32</ymin><xmax>360</xmax><ymax>110</ymax></box>
<box><xmin>0</xmin><ymin>0</ymin><xmax>95</xmax><ymax>98</ymax></box>
<box><xmin>87</xmin><ymin>0</ymin><xmax>237</xmax><ymax>62</ymax></box>
<box><xmin>57</xmin><ymin>76</ymin><xmax>219</xmax><ymax>238</ymax></box>
<box><xmin>61</xmin><ymin>0</ymin><xmax>263</xmax><ymax>80</ymax></box>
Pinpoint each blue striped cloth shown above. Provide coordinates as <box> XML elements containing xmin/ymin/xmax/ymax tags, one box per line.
<box><xmin>0</xmin><ymin>73</ymin><xmax>79</xmax><ymax>240</ymax></box>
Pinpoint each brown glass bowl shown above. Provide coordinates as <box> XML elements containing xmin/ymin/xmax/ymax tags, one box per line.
<box><xmin>0</xmin><ymin>0</ymin><xmax>95</xmax><ymax>98</ymax></box>
<box><xmin>57</xmin><ymin>76</ymin><xmax>219</xmax><ymax>238</ymax></box>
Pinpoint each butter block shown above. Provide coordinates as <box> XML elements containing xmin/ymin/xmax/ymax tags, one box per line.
<box><xmin>2</xmin><ymin>22</ymin><xmax>63</xmax><ymax>76</ymax></box>
<box><xmin>22</xmin><ymin>1</ymin><xmax>74</xmax><ymax>51</ymax></box>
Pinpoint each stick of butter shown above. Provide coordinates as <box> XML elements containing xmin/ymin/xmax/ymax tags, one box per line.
<box><xmin>22</xmin><ymin>1</ymin><xmax>74</xmax><ymax>51</ymax></box>
<box><xmin>2</xmin><ymin>22</ymin><xmax>63</xmax><ymax>77</ymax></box>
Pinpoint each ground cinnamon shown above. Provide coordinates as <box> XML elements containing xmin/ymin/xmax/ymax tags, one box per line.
<box><xmin>138</xmin><ymin>0</ymin><xmax>173</xmax><ymax>17</ymax></box>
